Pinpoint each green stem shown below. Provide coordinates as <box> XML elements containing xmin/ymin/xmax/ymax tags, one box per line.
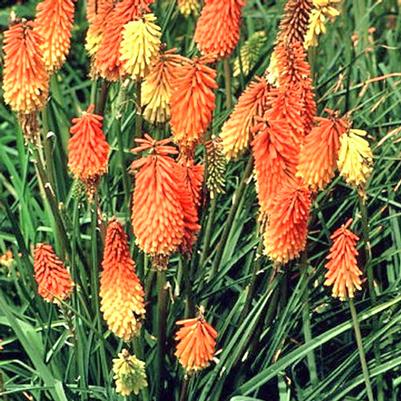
<box><xmin>223</xmin><ymin>58</ymin><xmax>232</xmax><ymax>109</ymax></box>
<box><xmin>349</xmin><ymin>298</ymin><xmax>375</xmax><ymax>401</ymax></box>
<box><xmin>95</xmin><ymin>80</ymin><xmax>109</xmax><ymax>116</ymax></box>
<box><xmin>239</xmin><ymin>235</ymin><xmax>263</xmax><ymax>323</ymax></box>
<box><xmin>359</xmin><ymin>195</ymin><xmax>383</xmax><ymax>400</ymax></box>
<box><xmin>301</xmin><ymin>253</ymin><xmax>318</xmax><ymax>387</ymax></box>
<box><xmin>155</xmin><ymin>270</ymin><xmax>168</xmax><ymax>399</ymax></box>
<box><xmin>199</xmin><ymin>197</ymin><xmax>217</xmax><ymax>267</ymax></box>
<box><xmin>32</xmin><ymin>146</ymin><xmax>70</xmax><ymax>260</ymax></box>
<box><xmin>114</xmin><ymin>118</ymin><xmax>131</xmax><ymax>211</ymax></box>
<box><xmin>209</xmin><ymin>156</ymin><xmax>253</xmax><ymax>281</ymax></box>
<box><xmin>135</xmin><ymin>81</ymin><xmax>143</xmax><ymax>138</ymax></box>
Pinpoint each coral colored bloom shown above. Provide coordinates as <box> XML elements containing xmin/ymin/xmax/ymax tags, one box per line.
<box><xmin>86</xmin><ymin>0</ymin><xmax>114</xmax><ymax>57</ymax></box>
<box><xmin>325</xmin><ymin>219</ymin><xmax>362</xmax><ymax>300</ymax></box>
<box><xmin>273</xmin><ymin>41</ymin><xmax>316</xmax><ymax>137</ymax></box>
<box><xmin>175</xmin><ymin>311</ymin><xmax>218</xmax><ymax>372</ymax></box>
<box><xmin>297</xmin><ymin>115</ymin><xmax>349</xmax><ymax>191</ymax></box>
<box><xmin>34</xmin><ymin>0</ymin><xmax>75</xmax><ymax>72</ymax></box>
<box><xmin>33</xmin><ymin>244</ymin><xmax>73</xmax><ymax>303</ymax></box>
<box><xmin>120</xmin><ymin>13</ymin><xmax>162</xmax><ymax>80</ymax></box>
<box><xmin>252</xmin><ymin>116</ymin><xmax>299</xmax><ymax>214</ymax></box>
<box><xmin>142</xmin><ymin>49</ymin><xmax>189</xmax><ymax>123</ymax></box>
<box><xmin>3</xmin><ymin>21</ymin><xmax>49</xmax><ymax>114</ymax></box>
<box><xmin>176</xmin><ymin>159</ymin><xmax>204</xmax><ymax>253</ymax></box>
<box><xmin>220</xmin><ymin>77</ymin><xmax>269</xmax><ymax>159</ymax></box>
<box><xmin>94</xmin><ymin>0</ymin><xmax>154</xmax><ymax>80</ymax></box>
<box><xmin>131</xmin><ymin>135</ymin><xmax>185</xmax><ymax>256</ymax></box>
<box><xmin>170</xmin><ymin>58</ymin><xmax>217</xmax><ymax>147</ymax></box>
<box><xmin>337</xmin><ymin>129</ymin><xmax>373</xmax><ymax>190</ymax></box>
<box><xmin>100</xmin><ymin>219</ymin><xmax>145</xmax><ymax>341</ymax></box>
<box><xmin>263</xmin><ymin>179</ymin><xmax>311</xmax><ymax>263</ymax></box>
<box><xmin>113</xmin><ymin>349</ymin><xmax>148</xmax><ymax>396</ymax></box>
<box><xmin>68</xmin><ymin>105</ymin><xmax>110</xmax><ymax>192</ymax></box>
<box><xmin>178</xmin><ymin>0</ymin><xmax>199</xmax><ymax>16</ymax></box>
<box><xmin>194</xmin><ymin>0</ymin><xmax>245</xmax><ymax>59</ymax></box>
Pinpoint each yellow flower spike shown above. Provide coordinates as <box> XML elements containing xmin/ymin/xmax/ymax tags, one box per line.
<box><xmin>113</xmin><ymin>349</ymin><xmax>147</xmax><ymax>396</ymax></box>
<box><xmin>120</xmin><ymin>13</ymin><xmax>162</xmax><ymax>80</ymax></box>
<box><xmin>337</xmin><ymin>128</ymin><xmax>373</xmax><ymax>190</ymax></box>
<box><xmin>177</xmin><ymin>0</ymin><xmax>199</xmax><ymax>16</ymax></box>
<box><xmin>305</xmin><ymin>0</ymin><xmax>341</xmax><ymax>48</ymax></box>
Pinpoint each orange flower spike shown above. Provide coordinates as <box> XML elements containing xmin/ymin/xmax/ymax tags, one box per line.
<box><xmin>2</xmin><ymin>21</ymin><xmax>49</xmax><ymax>114</ymax></box>
<box><xmin>273</xmin><ymin>41</ymin><xmax>316</xmax><ymax>138</ymax></box>
<box><xmin>33</xmin><ymin>244</ymin><xmax>73</xmax><ymax>303</ymax></box>
<box><xmin>131</xmin><ymin>135</ymin><xmax>185</xmax><ymax>256</ymax></box>
<box><xmin>175</xmin><ymin>311</ymin><xmax>218</xmax><ymax>372</ymax></box>
<box><xmin>34</xmin><ymin>0</ymin><xmax>75</xmax><ymax>72</ymax></box>
<box><xmin>68</xmin><ymin>105</ymin><xmax>110</xmax><ymax>190</ymax></box>
<box><xmin>194</xmin><ymin>0</ymin><xmax>245</xmax><ymax>59</ymax></box>
<box><xmin>100</xmin><ymin>219</ymin><xmax>145</xmax><ymax>341</ymax></box>
<box><xmin>325</xmin><ymin>219</ymin><xmax>363</xmax><ymax>300</ymax></box>
<box><xmin>93</xmin><ymin>0</ymin><xmax>154</xmax><ymax>80</ymax></box>
<box><xmin>252</xmin><ymin>116</ymin><xmax>299</xmax><ymax>214</ymax></box>
<box><xmin>176</xmin><ymin>160</ymin><xmax>204</xmax><ymax>253</ymax></box>
<box><xmin>170</xmin><ymin>58</ymin><xmax>217</xmax><ymax>147</ymax></box>
<box><xmin>297</xmin><ymin>115</ymin><xmax>349</xmax><ymax>191</ymax></box>
<box><xmin>86</xmin><ymin>0</ymin><xmax>114</xmax><ymax>57</ymax></box>
<box><xmin>220</xmin><ymin>77</ymin><xmax>269</xmax><ymax>159</ymax></box>
<box><xmin>263</xmin><ymin>179</ymin><xmax>311</xmax><ymax>263</ymax></box>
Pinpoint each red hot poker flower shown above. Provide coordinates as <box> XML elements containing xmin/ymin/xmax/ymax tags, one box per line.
<box><xmin>170</xmin><ymin>57</ymin><xmax>217</xmax><ymax>148</ymax></box>
<box><xmin>68</xmin><ymin>105</ymin><xmax>110</xmax><ymax>195</ymax></box>
<box><xmin>2</xmin><ymin>21</ymin><xmax>49</xmax><ymax>114</ymax></box>
<box><xmin>33</xmin><ymin>244</ymin><xmax>73</xmax><ymax>303</ymax></box>
<box><xmin>297</xmin><ymin>114</ymin><xmax>349</xmax><ymax>191</ymax></box>
<box><xmin>325</xmin><ymin>219</ymin><xmax>363</xmax><ymax>300</ymax></box>
<box><xmin>34</xmin><ymin>0</ymin><xmax>75</xmax><ymax>72</ymax></box>
<box><xmin>100</xmin><ymin>219</ymin><xmax>145</xmax><ymax>340</ymax></box>
<box><xmin>175</xmin><ymin>310</ymin><xmax>218</xmax><ymax>372</ymax></box>
<box><xmin>194</xmin><ymin>0</ymin><xmax>245</xmax><ymax>60</ymax></box>
<box><xmin>131</xmin><ymin>135</ymin><xmax>185</xmax><ymax>257</ymax></box>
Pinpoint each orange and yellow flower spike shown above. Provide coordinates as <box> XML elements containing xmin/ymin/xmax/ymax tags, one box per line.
<box><xmin>175</xmin><ymin>309</ymin><xmax>218</xmax><ymax>372</ymax></box>
<box><xmin>94</xmin><ymin>0</ymin><xmax>154</xmax><ymax>81</ymax></box>
<box><xmin>177</xmin><ymin>0</ymin><xmax>199</xmax><ymax>16</ymax></box>
<box><xmin>100</xmin><ymin>220</ymin><xmax>145</xmax><ymax>341</ymax></box>
<box><xmin>33</xmin><ymin>244</ymin><xmax>74</xmax><ymax>303</ymax></box>
<box><xmin>34</xmin><ymin>0</ymin><xmax>75</xmax><ymax>72</ymax></box>
<box><xmin>325</xmin><ymin>219</ymin><xmax>363</xmax><ymax>300</ymax></box>
<box><xmin>2</xmin><ymin>21</ymin><xmax>49</xmax><ymax>114</ymax></box>
<box><xmin>142</xmin><ymin>49</ymin><xmax>189</xmax><ymax>123</ymax></box>
<box><xmin>220</xmin><ymin>77</ymin><xmax>269</xmax><ymax>159</ymax></box>
<box><xmin>297</xmin><ymin>114</ymin><xmax>349</xmax><ymax>191</ymax></box>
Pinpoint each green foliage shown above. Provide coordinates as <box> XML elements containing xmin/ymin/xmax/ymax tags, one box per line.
<box><xmin>1</xmin><ymin>1</ymin><xmax>401</xmax><ymax>401</ymax></box>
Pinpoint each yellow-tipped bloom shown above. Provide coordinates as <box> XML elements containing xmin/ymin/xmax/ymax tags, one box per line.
<box><xmin>113</xmin><ymin>349</ymin><xmax>147</xmax><ymax>396</ymax></box>
<box><xmin>120</xmin><ymin>13</ymin><xmax>162</xmax><ymax>80</ymax></box>
<box><xmin>305</xmin><ymin>0</ymin><xmax>341</xmax><ymax>48</ymax></box>
<box><xmin>178</xmin><ymin>0</ymin><xmax>199</xmax><ymax>16</ymax></box>
<box><xmin>142</xmin><ymin>49</ymin><xmax>188</xmax><ymax>123</ymax></box>
<box><xmin>337</xmin><ymin>129</ymin><xmax>373</xmax><ymax>190</ymax></box>
<box><xmin>34</xmin><ymin>0</ymin><xmax>75</xmax><ymax>72</ymax></box>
